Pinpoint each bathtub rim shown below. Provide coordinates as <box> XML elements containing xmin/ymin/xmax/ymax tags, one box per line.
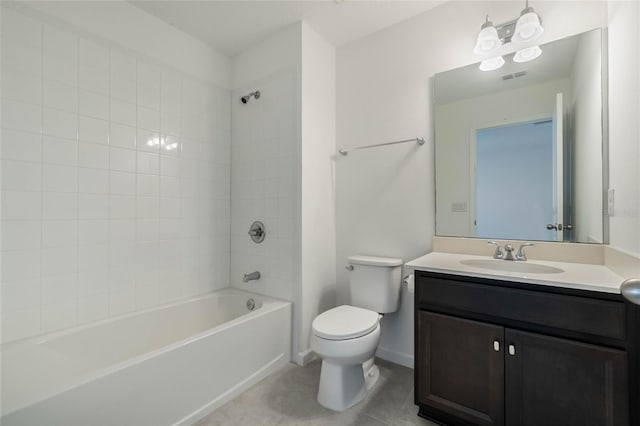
<box><xmin>1</xmin><ymin>287</ymin><xmax>291</xmax><ymax>417</ymax></box>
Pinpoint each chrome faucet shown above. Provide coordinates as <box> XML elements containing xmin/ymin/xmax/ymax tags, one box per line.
<box><xmin>487</xmin><ymin>241</ymin><xmax>504</xmax><ymax>259</ymax></box>
<box><xmin>515</xmin><ymin>243</ymin><xmax>534</xmax><ymax>261</ymax></box>
<box><xmin>488</xmin><ymin>241</ymin><xmax>534</xmax><ymax>261</ymax></box>
<box><xmin>503</xmin><ymin>244</ymin><xmax>517</xmax><ymax>260</ymax></box>
<box><xmin>243</xmin><ymin>271</ymin><xmax>260</xmax><ymax>283</ymax></box>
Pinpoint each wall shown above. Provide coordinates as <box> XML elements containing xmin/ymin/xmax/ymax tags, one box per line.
<box><xmin>570</xmin><ymin>29</ymin><xmax>604</xmax><ymax>244</ymax></box>
<box><xmin>229</xmin><ymin>24</ymin><xmax>302</xmax><ymax>358</ymax></box>
<box><xmin>0</xmin><ymin>3</ymin><xmax>231</xmax><ymax>342</ymax></box>
<box><xmin>299</xmin><ymin>23</ymin><xmax>337</xmax><ymax>363</ymax></box>
<box><xmin>9</xmin><ymin>0</ymin><xmax>229</xmax><ymax>88</ymax></box>
<box><xmin>336</xmin><ymin>0</ymin><xmax>608</xmax><ymax>367</ymax></box>
<box><xmin>435</xmin><ymin>78</ymin><xmax>571</xmax><ymax>239</ymax></box>
<box><xmin>608</xmin><ymin>0</ymin><xmax>640</xmax><ymax>256</ymax></box>
<box><xmin>229</xmin><ymin>22</ymin><xmax>338</xmax><ymax>365</ymax></box>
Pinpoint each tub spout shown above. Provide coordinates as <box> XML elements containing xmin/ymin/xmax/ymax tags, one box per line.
<box><xmin>243</xmin><ymin>271</ymin><xmax>260</xmax><ymax>283</ymax></box>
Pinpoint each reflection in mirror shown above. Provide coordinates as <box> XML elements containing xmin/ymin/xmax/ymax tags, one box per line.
<box><xmin>434</xmin><ymin>28</ymin><xmax>606</xmax><ymax>244</ymax></box>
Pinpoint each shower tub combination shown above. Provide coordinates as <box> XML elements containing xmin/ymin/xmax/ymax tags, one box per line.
<box><xmin>1</xmin><ymin>288</ymin><xmax>291</xmax><ymax>426</ymax></box>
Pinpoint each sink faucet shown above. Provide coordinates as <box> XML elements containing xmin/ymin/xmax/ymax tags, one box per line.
<box><xmin>488</xmin><ymin>241</ymin><xmax>534</xmax><ymax>261</ymax></box>
<box><xmin>515</xmin><ymin>243</ymin><xmax>534</xmax><ymax>261</ymax></box>
<box><xmin>243</xmin><ymin>271</ymin><xmax>261</xmax><ymax>283</ymax></box>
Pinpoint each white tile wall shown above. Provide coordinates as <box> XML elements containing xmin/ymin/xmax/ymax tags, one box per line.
<box><xmin>0</xmin><ymin>6</ymin><xmax>231</xmax><ymax>343</ymax></box>
<box><xmin>230</xmin><ymin>70</ymin><xmax>298</xmax><ymax>301</ymax></box>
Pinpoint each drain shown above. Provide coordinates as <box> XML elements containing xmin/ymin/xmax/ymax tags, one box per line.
<box><xmin>247</xmin><ymin>298</ymin><xmax>256</xmax><ymax>311</ymax></box>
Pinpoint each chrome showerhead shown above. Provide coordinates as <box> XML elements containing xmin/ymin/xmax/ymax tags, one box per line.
<box><xmin>241</xmin><ymin>90</ymin><xmax>260</xmax><ymax>104</ymax></box>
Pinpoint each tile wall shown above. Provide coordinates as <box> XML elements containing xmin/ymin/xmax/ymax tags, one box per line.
<box><xmin>230</xmin><ymin>70</ymin><xmax>299</xmax><ymax>302</ymax></box>
<box><xmin>0</xmin><ymin>6</ymin><xmax>231</xmax><ymax>342</ymax></box>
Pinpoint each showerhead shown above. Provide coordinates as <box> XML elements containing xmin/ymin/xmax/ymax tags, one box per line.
<box><xmin>241</xmin><ymin>90</ymin><xmax>260</xmax><ymax>104</ymax></box>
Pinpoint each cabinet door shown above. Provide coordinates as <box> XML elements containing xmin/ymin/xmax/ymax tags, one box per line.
<box><xmin>505</xmin><ymin>329</ymin><xmax>628</xmax><ymax>426</ymax></box>
<box><xmin>417</xmin><ymin>311</ymin><xmax>504</xmax><ymax>426</ymax></box>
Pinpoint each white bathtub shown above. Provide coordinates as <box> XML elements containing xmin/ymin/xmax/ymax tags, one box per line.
<box><xmin>1</xmin><ymin>288</ymin><xmax>292</xmax><ymax>426</ymax></box>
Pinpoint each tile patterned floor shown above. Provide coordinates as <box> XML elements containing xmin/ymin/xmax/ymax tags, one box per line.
<box><xmin>195</xmin><ymin>358</ymin><xmax>438</xmax><ymax>426</ymax></box>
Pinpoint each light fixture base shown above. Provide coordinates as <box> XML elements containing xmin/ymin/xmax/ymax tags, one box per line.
<box><xmin>520</xmin><ymin>6</ymin><xmax>535</xmax><ymax>16</ymax></box>
<box><xmin>495</xmin><ymin>18</ymin><xmax>518</xmax><ymax>44</ymax></box>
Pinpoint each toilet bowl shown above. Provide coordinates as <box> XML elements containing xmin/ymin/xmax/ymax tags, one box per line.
<box><xmin>310</xmin><ymin>255</ymin><xmax>403</xmax><ymax>412</ymax></box>
<box><xmin>310</xmin><ymin>305</ymin><xmax>383</xmax><ymax>411</ymax></box>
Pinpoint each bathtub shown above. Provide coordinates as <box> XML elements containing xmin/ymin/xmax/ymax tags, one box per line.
<box><xmin>0</xmin><ymin>288</ymin><xmax>292</xmax><ymax>426</ymax></box>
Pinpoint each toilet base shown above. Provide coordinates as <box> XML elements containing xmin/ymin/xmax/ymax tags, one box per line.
<box><xmin>317</xmin><ymin>357</ymin><xmax>380</xmax><ymax>412</ymax></box>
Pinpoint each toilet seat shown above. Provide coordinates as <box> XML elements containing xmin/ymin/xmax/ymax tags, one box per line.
<box><xmin>312</xmin><ymin>305</ymin><xmax>380</xmax><ymax>341</ymax></box>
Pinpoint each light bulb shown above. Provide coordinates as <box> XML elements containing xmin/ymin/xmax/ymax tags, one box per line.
<box><xmin>479</xmin><ymin>56</ymin><xmax>505</xmax><ymax>71</ymax></box>
<box><xmin>513</xmin><ymin>11</ymin><xmax>544</xmax><ymax>43</ymax></box>
<box><xmin>513</xmin><ymin>46</ymin><xmax>542</xmax><ymax>63</ymax></box>
<box><xmin>474</xmin><ymin>18</ymin><xmax>502</xmax><ymax>55</ymax></box>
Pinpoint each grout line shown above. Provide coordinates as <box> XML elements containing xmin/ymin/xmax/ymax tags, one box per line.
<box><xmin>107</xmin><ymin>42</ymin><xmax>112</xmax><ymax>316</ymax></box>
<box><xmin>75</xmin><ymin>33</ymin><xmax>81</xmax><ymax>325</ymax></box>
<box><xmin>38</xmin><ymin>18</ymin><xmax>45</xmax><ymax>336</ymax></box>
<box><xmin>133</xmin><ymin>55</ymin><xmax>140</xmax><ymax>310</ymax></box>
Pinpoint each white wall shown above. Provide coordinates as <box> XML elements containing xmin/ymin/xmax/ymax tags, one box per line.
<box><xmin>299</xmin><ymin>23</ymin><xmax>336</xmax><ymax>363</ymax></box>
<box><xmin>15</xmin><ymin>0</ymin><xmax>229</xmax><ymax>88</ymax></box>
<box><xmin>336</xmin><ymin>0</ymin><xmax>608</xmax><ymax>367</ymax></box>
<box><xmin>571</xmin><ymin>29</ymin><xmax>604</xmax><ymax>244</ymax></box>
<box><xmin>608</xmin><ymin>0</ymin><xmax>640</xmax><ymax>256</ymax></box>
<box><xmin>230</xmin><ymin>22</ymin><xmax>338</xmax><ymax>365</ymax></box>
<box><xmin>0</xmin><ymin>3</ymin><xmax>231</xmax><ymax>342</ymax></box>
<box><xmin>229</xmin><ymin>24</ymin><xmax>302</xmax><ymax>359</ymax></box>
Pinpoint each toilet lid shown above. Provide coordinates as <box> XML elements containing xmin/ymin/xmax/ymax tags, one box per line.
<box><xmin>312</xmin><ymin>305</ymin><xmax>380</xmax><ymax>340</ymax></box>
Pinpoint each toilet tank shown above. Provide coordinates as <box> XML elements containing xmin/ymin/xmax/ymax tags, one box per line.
<box><xmin>347</xmin><ymin>255</ymin><xmax>403</xmax><ymax>313</ymax></box>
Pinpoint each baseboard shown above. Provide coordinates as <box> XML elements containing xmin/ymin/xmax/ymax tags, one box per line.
<box><xmin>296</xmin><ymin>348</ymin><xmax>317</xmax><ymax>366</ymax></box>
<box><xmin>376</xmin><ymin>346</ymin><xmax>414</xmax><ymax>369</ymax></box>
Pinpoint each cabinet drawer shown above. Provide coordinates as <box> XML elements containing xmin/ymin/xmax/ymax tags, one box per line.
<box><xmin>417</xmin><ymin>273</ymin><xmax>626</xmax><ymax>341</ymax></box>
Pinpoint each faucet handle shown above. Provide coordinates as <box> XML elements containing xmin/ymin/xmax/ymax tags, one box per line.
<box><xmin>516</xmin><ymin>243</ymin><xmax>534</xmax><ymax>261</ymax></box>
<box><xmin>487</xmin><ymin>241</ymin><xmax>503</xmax><ymax>259</ymax></box>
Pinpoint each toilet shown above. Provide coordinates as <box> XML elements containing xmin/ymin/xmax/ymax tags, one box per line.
<box><xmin>310</xmin><ymin>255</ymin><xmax>403</xmax><ymax>411</ymax></box>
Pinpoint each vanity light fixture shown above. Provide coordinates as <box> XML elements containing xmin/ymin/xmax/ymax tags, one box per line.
<box><xmin>473</xmin><ymin>1</ymin><xmax>544</xmax><ymax>69</ymax></box>
<box><xmin>512</xmin><ymin>0</ymin><xmax>544</xmax><ymax>44</ymax></box>
<box><xmin>473</xmin><ymin>15</ymin><xmax>502</xmax><ymax>55</ymax></box>
<box><xmin>479</xmin><ymin>56</ymin><xmax>505</xmax><ymax>71</ymax></box>
<box><xmin>513</xmin><ymin>45</ymin><xmax>542</xmax><ymax>63</ymax></box>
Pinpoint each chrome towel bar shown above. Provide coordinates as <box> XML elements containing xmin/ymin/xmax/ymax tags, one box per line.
<box><xmin>338</xmin><ymin>137</ymin><xmax>425</xmax><ymax>156</ymax></box>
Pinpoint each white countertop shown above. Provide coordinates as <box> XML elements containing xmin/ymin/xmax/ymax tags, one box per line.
<box><xmin>406</xmin><ymin>252</ymin><xmax>625</xmax><ymax>294</ymax></box>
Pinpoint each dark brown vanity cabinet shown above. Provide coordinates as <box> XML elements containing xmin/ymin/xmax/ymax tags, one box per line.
<box><xmin>414</xmin><ymin>271</ymin><xmax>639</xmax><ymax>426</ymax></box>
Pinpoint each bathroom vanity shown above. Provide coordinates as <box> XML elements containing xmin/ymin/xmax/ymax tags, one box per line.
<box><xmin>410</xmin><ymin>253</ymin><xmax>639</xmax><ymax>426</ymax></box>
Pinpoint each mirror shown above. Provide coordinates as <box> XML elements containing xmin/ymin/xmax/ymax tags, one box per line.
<box><xmin>434</xmin><ymin>28</ymin><xmax>606</xmax><ymax>244</ymax></box>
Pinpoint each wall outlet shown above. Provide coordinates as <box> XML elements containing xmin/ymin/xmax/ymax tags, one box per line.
<box><xmin>608</xmin><ymin>188</ymin><xmax>615</xmax><ymax>216</ymax></box>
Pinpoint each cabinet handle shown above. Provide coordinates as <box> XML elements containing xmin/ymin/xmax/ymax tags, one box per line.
<box><xmin>493</xmin><ymin>340</ymin><xmax>500</xmax><ymax>352</ymax></box>
<box><xmin>508</xmin><ymin>344</ymin><xmax>516</xmax><ymax>356</ymax></box>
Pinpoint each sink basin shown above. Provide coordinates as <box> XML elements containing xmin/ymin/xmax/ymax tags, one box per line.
<box><xmin>460</xmin><ymin>259</ymin><xmax>564</xmax><ymax>274</ymax></box>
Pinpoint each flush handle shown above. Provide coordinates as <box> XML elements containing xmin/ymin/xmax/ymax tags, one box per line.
<box><xmin>345</xmin><ymin>265</ymin><xmax>354</xmax><ymax>271</ymax></box>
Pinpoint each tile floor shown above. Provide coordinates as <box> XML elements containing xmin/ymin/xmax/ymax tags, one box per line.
<box><xmin>195</xmin><ymin>358</ymin><xmax>438</xmax><ymax>426</ymax></box>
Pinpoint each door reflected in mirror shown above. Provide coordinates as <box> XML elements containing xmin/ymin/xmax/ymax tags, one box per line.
<box><xmin>434</xmin><ymin>28</ymin><xmax>606</xmax><ymax>243</ymax></box>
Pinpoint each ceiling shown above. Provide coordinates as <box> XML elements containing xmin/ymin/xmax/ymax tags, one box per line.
<box><xmin>130</xmin><ymin>0</ymin><xmax>443</xmax><ymax>56</ymax></box>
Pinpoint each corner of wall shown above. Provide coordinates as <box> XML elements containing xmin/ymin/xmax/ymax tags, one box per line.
<box><xmin>299</xmin><ymin>21</ymin><xmax>337</xmax><ymax>359</ymax></box>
